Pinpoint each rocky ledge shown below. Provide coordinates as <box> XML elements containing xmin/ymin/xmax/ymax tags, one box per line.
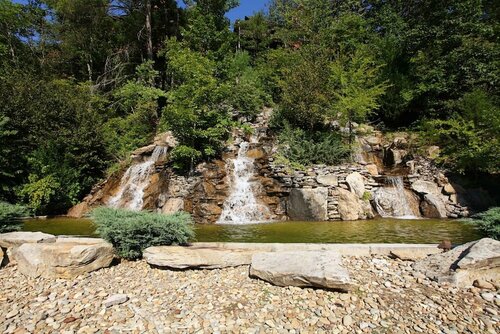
<box><xmin>1</xmin><ymin>256</ymin><xmax>499</xmax><ymax>334</ymax></box>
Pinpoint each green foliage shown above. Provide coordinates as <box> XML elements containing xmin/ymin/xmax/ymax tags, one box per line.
<box><xmin>92</xmin><ymin>207</ymin><xmax>195</xmax><ymax>260</ymax></box>
<box><xmin>465</xmin><ymin>207</ymin><xmax>500</xmax><ymax>240</ymax></box>
<box><xmin>0</xmin><ymin>201</ymin><xmax>30</xmax><ymax>233</ymax></box>
<box><xmin>19</xmin><ymin>174</ymin><xmax>60</xmax><ymax>214</ymax></box>
<box><xmin>160</xmin><ymin>39</ymin><xmax>232</xmax><ymax>171</ymax></box>
<box><xmin>277</xmin><ymin>123</ymin><xmax>351</xmax><ymax>166</ymax></box>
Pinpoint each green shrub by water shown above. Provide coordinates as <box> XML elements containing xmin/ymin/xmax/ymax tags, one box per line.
<box><xmin>464</xmin><ymin>207</ymin><xmax>500</xmax><ymax>240</ymax></box>
<box><xmin>0</xmin><ymin>202</ymin><xmax>30</xmax><ymax>233</ymax></box>
<box><xmin>91</xmin><ymin>207</ymin><xmax>195</xmax><ymax>260</ymax></box>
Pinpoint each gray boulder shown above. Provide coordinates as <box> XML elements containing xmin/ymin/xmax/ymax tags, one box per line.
<box><xmin>420</xmin><ymin>193</ymin><xmax>448</xmax><ymax>218</ymax></box>
<box><xmin>337</xmin><ymin>188</ymin><xmax>373</xmax><ymax>220</ymax></box>
<box><xmin>250</xmin><ymin>251</ymin><xmax>353</xmax><ymax>291</ymax></box>
<box><xmin>0</xmin><ymin>231</ymin><xmax>56</xmax><ymax>249</ymax></box>
<box><xmin>14</xmin><ymin>237</ymin><xmax>114</xmax><ymax>279</ymax></box>
<box><xmin>414</xmin><ymin>238</ymin><xmax>500</xmax><ymax>287</ymax></box>
<box><xmin>287</xmin><ymin>188</ymin><xmax>328</xmax><ymax>221</ymax></box>
<box><xmin>316</xmin><ymin>174</ymin><xmax>338</xmax><ymax>186</ymax></box>
<box><xmin>143</xmin><ymin>246</ymin><xmax>253</xmax><ymax>269</ymax></box>
<box><xmin>346</xmin><ymin>172</ymin><xmax>365</xmax><ymax>198</ymax></box>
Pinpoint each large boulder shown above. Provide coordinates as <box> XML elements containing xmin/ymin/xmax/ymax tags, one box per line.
<box><xmin>143</xmin><ymin>246</ymin><xmax>253</xmax><ymax>269</ymax></box>
<box><xmin>414</xmin><ymin>238</ymin><xmax>500</xmax><ymax>287</ymax></box>
<box><xmin>0</xmin><ymin>231</ymin><xmax>56</xmax><ymax>249</ymax></box>
<box><xmin>14</xmin><ymin>237</ymin><xmax>114</xmax><ymax>279</ymax></box>
<box><xmin>411</xmin><ymin>180</ymin><xmax>440</xmax><ymax>195</ymax></box>
<box><xmin>337</xmin><ymin>188</ymin><xmax>373</xmax><ymax>220</ymax></box>
<box><xmin>250</xmin><ymin>251</ymin><xmax>353</xmax><ymax>291</ymax></box>
<box><xmin>420</xmin><ymin>193</ymin><xmax>447</xmax><ymax>218</ymax></box>
<box><xmin>346</xmin><ymin>172</ymin><xmax>365</xmax><ymax>198</ymax></box>
<box><xmin>287</xmin><ymin>188</ymin><xmax>328</xmax><ymax>221</ymax></box>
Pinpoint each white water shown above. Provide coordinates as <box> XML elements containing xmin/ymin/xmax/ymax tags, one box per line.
<box><xmin>217</xmin><ymin>140</ymin><xmax>272</xmax><ymax>224</ymax></box>
<box><xmin>107</xmin><ymin>146</ymin><xmax>168</xmax><ymax>210</ymax></box>
<box><xmin>373</xmin><ymin>176</ymin><xmax>419</xmax><ymax>219</ymax></box>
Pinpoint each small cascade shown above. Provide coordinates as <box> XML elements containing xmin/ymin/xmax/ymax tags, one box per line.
<box><xmin>373</xmin><ymin>176</ymin><xmax>420</xmax><ymax>219</ymax></box>
<box><xmin>217</xmin><ymin>137</ymin><xmax>272</xmax><ymax>224</ymax></box>
<box><xmin>107</xmin><ymin>146</ymin><xmax>168</xmax><ymax>210</ymax></box>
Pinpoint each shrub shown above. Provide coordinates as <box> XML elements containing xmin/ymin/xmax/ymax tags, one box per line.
<box><xmin>277</xmin><ymin>123</ymin><xmax>351</xmax><ymax>166</ymax></box>
<box><xmin>0</xmin><ymin>202</ymin><xmax>30</xmax><ymax>233</ymax></box>
<box><xmin>464</xmin><ymin>207</ymin><xmax>500</xmax><ymax>240</ymax></box>
<box><xmin>91</xmin><ymin>207</ymin><xmax>195</xmax><ymax>260</ymax></box>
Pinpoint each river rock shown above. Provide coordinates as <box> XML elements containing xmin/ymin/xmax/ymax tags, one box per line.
<box><xmin>162</xmin><ymin>198</ymin><xmax>184</xmax><ymax>214</ymax></box>
<box><xmin>346</xmin><ymin>172</ymin><xmax>365</xmax><ymax>198</ymax></box>
<box><xmin>249</xmin><ymin>251</ymin><xmax>353</xmax><ymax>291</ymax></box>
<box><xmin>287</xmin><ymin>188</ymin><xmax>328</xmax><ymax>221</ymax></box>
<box><xmin>104</xmin><ymin>294</ymin><xmax>129</xmax><ymax>308</ymax></box>
<box><xmin>14</xmin><ymin>237</ymin><xmax>114</xmax><ymax>279</ymax></box>
<box><xmin>143</xmin><ymin>246</ymin><xmax>254</xmax><ymax>269</ymax></box>
<box><xmin>414</xmin><ymin>238</ymin><xmax>500</xmax><ymax>287</ymax></box>
<box><xmin>0</xmin><ymin>231</ymin><xmax>56</xmax><ymax>249</ymax></box>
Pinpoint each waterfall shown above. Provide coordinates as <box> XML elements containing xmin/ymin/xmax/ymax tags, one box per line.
<box><xmin>217</xmin><ymin>139</ymin><xmax>272</xmax><ymax>224</ymax></box>
<box><xmin>107</xmin><ymin>146</ymin><xmax>168</xmax><ymax>211</ymax></box>
<box><xmin>373</xmin><ymin>176</ymin><xmax>419</xmax><ymax>219</ymax></box>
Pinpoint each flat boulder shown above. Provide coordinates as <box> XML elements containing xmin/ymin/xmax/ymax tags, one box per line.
<box><xmin>287</xmin><ymin>188</ymin><xmax>328</xmax><ymax>221</ymax></box>
<box><xmin>0</xmin><ymin>231</ymin><xmax>56</xmax><ymax>249</ymax></box>
<box><xmin>414</xmin><ymin>238</ymin><xmax>500</xmax><ymax>287</ymax></box>
<box><xmin>143</xmin><ymin>246</ymin><xmax>254</xmax><ymax>269</ymax></box>
<box><xmin>250</xmin><ymin>251</ymin><xmax>353</xmax><ymax>291</ymax></box>
<box><xmin>14</xmin><ymin>237</ymin><xmax>114</xmax><ymax>279</ymax></box>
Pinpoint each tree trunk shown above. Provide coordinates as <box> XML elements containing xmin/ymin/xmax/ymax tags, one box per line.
<box><xmin>145</xmin><ymin>0</ymin><xmax>153</xmax><ymax>60</ymax></box>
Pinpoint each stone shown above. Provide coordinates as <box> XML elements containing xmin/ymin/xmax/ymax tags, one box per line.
<box><xmin>414</xmin><ymin>238</ymin><xmax>500</xmax><ymax>287</ymax></box>
<box><xmin>131</xmin><ymin>144</ymin><xmax>156</xmax><ymax>156</ymax></box>
<box><xmin>14</xmin><ymin>238</ymin><xmax>114</xmax><ymax>279</ymax></box>
<box><xmin>420</xmin><ymin>193</ymin><xmax>448</xmax><ymax>218</ymax></box>
<box><xmin>337</xmin><ymin>188</ymin><xmax>373</xmax><ymax>221</ymax></box>
<box><xmin>480</xmin><ymin>293</ymin><xmax>494</xmax><ymax>302</ymax></box>
<box><xmin>342</xmin><ymin>315</ymin><xmax>353</xmax><ymax>326</ymax></box>
<box><xmin>473</xmin><ymin>279</ymin><xmax>495</xmax><ymax>290</ymax></box>
<box><xmin>287</xmin><ymin>188</ymin><xmax>328</xmax><ymax>221</ymax></box>
<box><xmin>249</xmin><ymin>251</ymin><xmax>353</xmax><ymax>291</ymax></box>
<box><xmin>0</xmin><ymin>247</ymin><xmax>4</xmax><ymax>267</ymax></box>
<box><xmin>154</xmin><ymin>131</ymin><xmax>177</xmax><ymax>148</ymax></box>
<box><xmin>365</xmin><ymin>164</ymin><xmax>379</xmax><ymax>176</ymax></box>
<box><xmin>411</xmin><ymin>180</ymin><xmax>440</xmax><ymax>195</ymax></box>
<box><xmin>161</xmin><ymin>198</ymin><xmax>184</xmax><ymax>214</ymax></box>
<box><xmin>443</xmin><ymin>183</ymin><xmax>457</xmax><ymax>195</ymax></box>
<box><xmin>104</xmin><ymin>294</ymin><xmax>129</xmax><ymax>308</ymax></box>
<box><xmin>0</xmin><ymin>231</ymin><xmax>56</xmax><ymax>249</ymax></box>
<box><xmin>427</xmin><ymin>146</ymin><xmax>440</xmax><ymax>159</ymax></box>
<box><xmin>346</xmin><ymin>172</ymin><xmax>365</xmax><ymax>198</ymax></box>
<box><xmin>390</xmin><ymin>249</ymin><xmax>431</xmax><ymax>261</ymax></box>
<box><xmin>316</xmin><ymin>174</ymin><xmax>338</xmax><ymax>186</ymax></box>
<box><xmin>143</xmin><ymin>246</ymin><xmax>253</xmax><ymax>269</ymax></box>
<box><xmin>67</xmin><ymin>202</ymin><xmax>90</xmax><ymax>218</ymax></box>
<box><xmin>365</xmin><ymin>136</ymin><xmax>382</xmax><ymax>146</ymax></box>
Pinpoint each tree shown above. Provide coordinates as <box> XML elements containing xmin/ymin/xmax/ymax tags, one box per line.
<box><xmin>329</xmin><ymin>48</ymin><xmax>387</xmax><ymax>146</ymax></box>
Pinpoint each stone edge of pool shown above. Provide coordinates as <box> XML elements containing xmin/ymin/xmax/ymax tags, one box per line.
<box><xmin>191</xmin><ymin>242</ymin><xmax>441</xmax><ymax>257</ymax></box>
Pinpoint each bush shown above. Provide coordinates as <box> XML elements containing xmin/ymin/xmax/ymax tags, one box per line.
<box><xmin>464</xmin><ymin>207</ymin><xmax>500</xmax><ymax>240</ymax></box>
<box><xmin>277</xmin><ymin>123</ymin><xmax>351</xmax><ymax>166</ymax></box>
<box><xmin>0</xmin><ymin>202</ymin><xmax>30</xmax><ymax>233</ymax></box>
<box><xmin>92</xmin><ymin>207</ymin><xmax>195</xmax><ymax>260</ymax></box>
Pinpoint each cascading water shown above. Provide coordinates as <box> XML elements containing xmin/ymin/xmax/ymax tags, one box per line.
<box><xmin>217</xmin><ymin>139</ymin><xmax>272</xmax><ymax>224</ymax></box>
<box><xmin>107</xmin><ymin>146</ymin><xmax>168</xmax><ymax>211</ymax></box>
<box><xmin>373</xmin><ymin>176</ymin><xmax>420</xmax><ymax>219</ymax></box>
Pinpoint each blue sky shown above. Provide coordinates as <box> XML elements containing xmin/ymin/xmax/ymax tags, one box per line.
<box><xmin>14</xmin><ymin>0</ymin><xmax>269</xmax><ymax>22</ymax></box>
<box><xmin>226</xmin><ymin>0</ymin><xmax>268</xmax><ymax>22</ymax></box>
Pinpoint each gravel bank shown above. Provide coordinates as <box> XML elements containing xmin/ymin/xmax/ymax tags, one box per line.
<box><xmin>1</xmin><ymin>256</ymin><xmax>498</xmax><ymax>334</ymax></box>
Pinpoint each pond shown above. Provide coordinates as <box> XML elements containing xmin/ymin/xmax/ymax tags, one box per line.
<box><xmin>22</xmin><ymin>217</ymin><xmax>482</xmax><ymax>244</ymax></box>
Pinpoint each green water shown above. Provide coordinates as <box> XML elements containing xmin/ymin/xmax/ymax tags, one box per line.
<box><xmin>22</xmin><ymin>217</ymin><xmax>482</xmax><ymax>244</ymax></box>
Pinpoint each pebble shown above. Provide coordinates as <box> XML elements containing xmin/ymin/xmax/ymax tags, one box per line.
<box><xmin>0</xmin><ymin>256</ymin><xmax>497</xmax><ymax>333</ymax></box>
<box><xmin>481</xmin><ymin>293</ymin><xmax>495</xmax><ymax>302</ymax></box>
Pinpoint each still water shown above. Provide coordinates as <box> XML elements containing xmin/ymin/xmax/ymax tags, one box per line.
<box><xmin>22</xmin><ymin>217</ymin><xmax>482</xmax><ymax>244</ymax></box>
